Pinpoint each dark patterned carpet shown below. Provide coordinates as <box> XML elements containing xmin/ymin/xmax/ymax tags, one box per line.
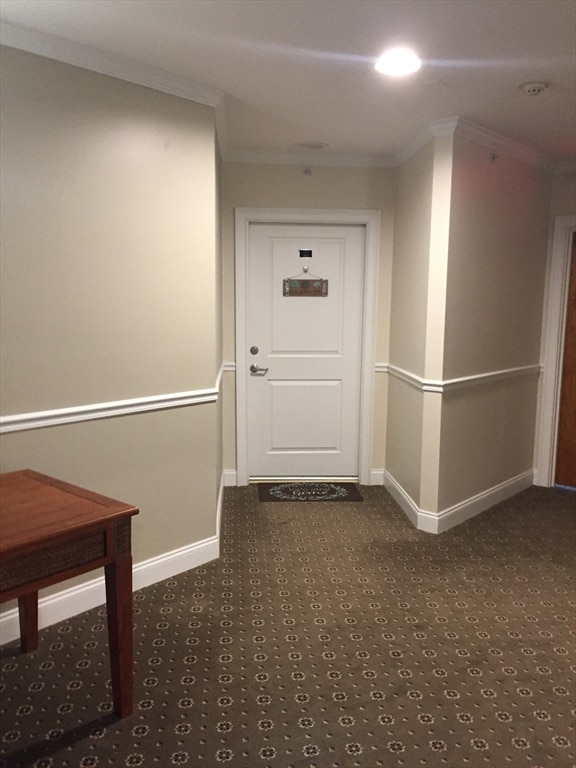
<box><xmin>1</xmin><ymin>484</ymin><xmax>575</xmax><ymax>768</ymax></box>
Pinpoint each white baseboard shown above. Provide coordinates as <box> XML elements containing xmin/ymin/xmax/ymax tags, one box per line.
<box><xmin>383</xmin><ymin>472</ymin><xmax>420</xmax><ymax>528</ymax></box>
<box><xmin>432</xmin><ymin>470</ymin><xmax>534</xmax><ymax>533</ymax></box>
<box><xmin>370</xmin><ymin>469</ymin><xmax>386</xmax><ymax>485</ymax></box>
<box><xmin>0</xmin><ymin>535</ymin><xmax>219</xmax><ymax>646</ymax></box>
<box><xmin>384</xmin><ymin>470</ymin><xmax>534</xmax><ymax>534</ymax></box>
<box><xmin>223</xmin><ymin>469</ymin><xmax>238</xmax><ymax>486</ymax></box>
<box><xmin>0</xmin><ymin>481</ymin><xmax>226</xmax><ymax>647</ymax></box>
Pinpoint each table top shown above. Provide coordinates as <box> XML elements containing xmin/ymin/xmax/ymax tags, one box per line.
<box><xmin>0</xmin><ymin>470</ymin><xmax>139</xmax><ymax>557</ymax></box>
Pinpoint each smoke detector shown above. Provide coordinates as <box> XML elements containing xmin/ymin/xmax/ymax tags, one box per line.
<box><xmin>520</xmin><ymin>82</ymin><xmax>548</xmax><ymax>96</ymax></box>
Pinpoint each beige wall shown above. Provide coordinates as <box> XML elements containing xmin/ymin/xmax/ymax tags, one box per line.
<box><xmin>549</xmin><ymin>172</ymin><xmax>576</xmax><ymax>217</ymax></box>
<box><xmin>385</xmin><ymin>141</ymin><xmax>435</xmax><ymax>504</ymax></box>
<box><xmin>0</xmin><ymin>42</ymin><xmax>566</xmax><ymax>618</ymax></box>
<box><xmin>0</xmin><ymin>47</ymin><xmax>221</xmax><ymax>610</ymax></box>
<box><xmin>385</xmin><ymin>376</ymin><xmax>424</xmax><ymax>504</ymax></box>
<box><xmin>220</xmin><ymin>162</ymin><xmax>396</xmax><ymax>471</ymax></box>
<box><xmin>0</xmin><ymin>407</ymin><xmax>219</xmax><ymax>563</ymax></box>
<box><xmin>389</xmin><ymin>142</ymin><xmax>434</xmax><ymax>376</ymax></box>
<box><xmin>445</xmin><ymin>135</ymin><xmax>550</xmax><ymax>377</ymax></box>
<box><xmin>439</xmin><ymin>375</ymin><xmax>540</xmax><ymax>509</ymax></box>
<box><xmin>438</xmin><ymin>135</ymin><xmax>551</xmax><ymax>510</ymax></box>
<box><xmin>0</xmin><ymin>48</ymin><xmax>218</xmax><ymax>412</ymax></box>
<box><xmin>386</xmin><ymin>133</ymin><xmax>552</xmax><ymax>516</ymax></box>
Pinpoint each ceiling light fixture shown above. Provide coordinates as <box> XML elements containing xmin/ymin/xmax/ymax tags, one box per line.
<box><xmin>375</xmin><ymin>47</ymin><xmax>422</xmax><ymax>77</ymax></box>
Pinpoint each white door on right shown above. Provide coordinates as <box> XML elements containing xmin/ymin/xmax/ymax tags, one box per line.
<box><xmin>245</xmin><ymin>222</ymin><xmax>366</xmax><ymax>479</ymax></box>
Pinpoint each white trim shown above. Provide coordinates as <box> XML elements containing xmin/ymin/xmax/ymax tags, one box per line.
<box><xmin>2</xmin><ymin>23</ymin><xmax>569</xmax><ymax>173</ymax></box>
<box><xmin>452</xmin><ymin>118</ymin><xmax>543</xmax><ymax>168</ymax></box>
<box><xmin>1</xmin><ymin>473</ymin><xmax>227</xmax><ymax>646</ymax></box>
<box><xmin>386</xmin><ymin>363</ymin><xmax>541</xmax><ymax>393</ymax></box>
<box><xmin>224</xmin><ymin>149</ymin><xmax>393</xmax><ymax>168</ymax></box>
<box><xmin>384</xmin><ymin>469</ymin><xmax>534</xmax><ymax>534</ymax></box>
<box><xmin>215</xmin><ymin>470</ymin><xmax>225</xmax><ymax>543</ymax></box>
<box><xmin>0</xmin><ymin>534</ymin><xmax>219</xmax><ymax>646</ymax></box>
<box><xmin>432</xmin><ymin>471</ymin><xmax>534</xmax><ymax>533</ymax></box>
<box><xmin>0</xmin><ymin>21</ymin><xmax>223</xmax><ymax>108</ymax></box>
<box><xmin>235</xmin><ymin>208</ymin><xmax>380</xmax><ymax>486</ymax></box>
<box><xmin>383</xmin><ymin>471</ymin><xmax>420</xmax><ymax>528</ymax></box>
<box><xmin>0</xmin><ymin>363</ymin><xmax>227</xmax><ymax>433</ymax></box>
<box><xmin>223</xmin><ymin>469</ymin><xmax>238</xmax><ymax>486</ymax></box>
<box><xmin>0</xmin><ymin>387</ymin><xmax>219</xmax><ymax>434</ymax></box>
<box><xmin>535</xmin><ymin>215</ymin><xmax>576</xmax><ymax>486</ymax></box>
<box><xmin>236</xmin><ymin>357</ymin><xmax>540</xmax><ymax>390</ymax></box>
<box><xmin>250</xmin><ymin>475</ymin><xmax>358</xmax><ymax>483</ymax></box>
<box><xmin>222</xmin><ymin>470</ymin><xmax>385</xmax><ymax>487</ymax></box>
<box><xmin>223</xmin><ymin>118</ymin><xmax>555</xmax><ymax>171</ymax></box>
<box><xmin>393</xmin><ymin>117</ymin><xmax>546</xmax><ymax>170</ymax></box>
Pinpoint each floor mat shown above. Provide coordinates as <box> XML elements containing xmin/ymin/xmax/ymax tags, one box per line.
<box><xmin>257</xmin><ymin>481</ymin><xmax>363</xmax><ymax>502</ymax></box>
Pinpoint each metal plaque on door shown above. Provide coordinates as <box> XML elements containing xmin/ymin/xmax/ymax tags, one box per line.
<box><xmin>283</xmin><ymin>278</ymin><xmax>328</xmax><ymax>297</ymax></box>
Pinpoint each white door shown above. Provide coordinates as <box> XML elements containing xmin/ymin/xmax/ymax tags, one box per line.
<box><xmin>245</xmin><ymin>223</ymin><xmax>366</xmax><ymax>479</ymax></box>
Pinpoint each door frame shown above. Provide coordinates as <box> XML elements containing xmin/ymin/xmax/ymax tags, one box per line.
<box><xmin>235</xmin><ymin>208</ymin><xmax>381</xmax><ymax>486</ymax></box>
<box><xmin>535</xmin><ymin>214</ymin><xmax>576</xmax><ymax>486</ymax></box>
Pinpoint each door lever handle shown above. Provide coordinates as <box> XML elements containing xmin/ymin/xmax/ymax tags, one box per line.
<box><xmin>250</xmin><ymin>364</ymin><xmax>269</xmax><ymax>376</ymax></box>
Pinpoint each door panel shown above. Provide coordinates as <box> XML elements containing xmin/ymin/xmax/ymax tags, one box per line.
<box><xmin>246</xmin><ymin>223</ymin><xmax>365</xmax><ymax>478</ymax></box>
<box><xmin>270</xmin><ymin>380</ymin><xmax>342</xmax><ymax>451</ymax></box>
<box><xmin>270</xmin><ymin>239</ymin><xmax>344</xmax><ymax>355</ymax></box>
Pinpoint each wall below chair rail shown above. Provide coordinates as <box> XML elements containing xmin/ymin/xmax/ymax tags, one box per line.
<box><xmin>0</xmin><ymin>475</ymin><xmax>223</xmax><ymax>646</ymax></box>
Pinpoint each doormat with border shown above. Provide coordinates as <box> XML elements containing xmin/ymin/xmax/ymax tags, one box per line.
<box><xmin>257</xmin><ymin>482</ymin><xmax>363</xmax><ymax>502</ymax></box>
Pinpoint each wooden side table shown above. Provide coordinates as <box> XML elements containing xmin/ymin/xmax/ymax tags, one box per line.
<box><xmin>0</xmin><ymin>470</ymin><xmax>139</xmax><ymax>718</ymax></box>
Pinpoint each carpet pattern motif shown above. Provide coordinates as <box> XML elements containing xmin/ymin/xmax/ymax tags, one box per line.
<box><xmin>1</xmin><ymin>485</ymin><xmax>575</xmax><ymax>768</ymax></box>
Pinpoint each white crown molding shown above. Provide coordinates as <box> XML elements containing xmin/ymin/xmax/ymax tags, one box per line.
<box><xmin>453</xmin><ymin>117</ymin><xmax>543</xmax><ymax>167</ymax></box>
<box><xmin>390</xmin><ymin>129</ymin><xmax>431</xmax><ymax>167</ymax></box>
<box><xmin>0</xmin><ymin>20</ymin><xmax>223</xmax><ymax>108</ymax></box>
<box><xmin>393</xmin><ymin>116</ymin><xmax>551</xmax><ymax>170</ymax></box>
<box><xmin>1</xmin><ymin>22</ymin><xmax>570</xmax><ymax>172</ymax></box>
<box><xmin>429</xmin><ymin>117</ymin><xmax>461</xmax><ymax>137</ymax></box>
<box><xmin>390</xmin><ymin>118</ymin><xmax>461</xmax><ymax>167</ymax></box>
<box><xmin>223</xmin><ymin>148</ymin><xmax>394</xmax><ymax>168</ymax></box>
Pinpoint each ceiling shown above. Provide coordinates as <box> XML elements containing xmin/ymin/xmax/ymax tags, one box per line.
<box><xmin>1</xmin><ymin>0</ymin><xmax>575</xmax><ymax>169</ymax></box>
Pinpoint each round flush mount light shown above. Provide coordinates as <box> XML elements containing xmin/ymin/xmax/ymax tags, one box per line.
<box><xmin>375</xmin><ymin>47</ymin><xmax>422</xmax><ymax>77</ymax></box>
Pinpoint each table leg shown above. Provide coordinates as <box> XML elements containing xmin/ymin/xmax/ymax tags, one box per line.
<box><xmin>18</xmin><ymin>592</ymin><xmax>39</xmax><ymax>653</ymax></box>
<box><xmin>104</xmin><ymin>556</ymin><xmax>134</xmax><ymax>718</ymax></box>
